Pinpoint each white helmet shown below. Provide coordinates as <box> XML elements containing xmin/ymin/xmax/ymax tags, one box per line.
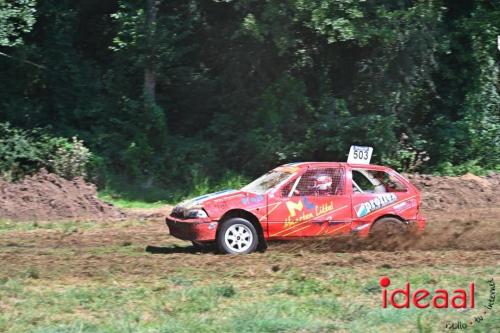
<box><xmin>313</xmin><ymin>175</ymin><xmax>332</xmax><ymax>191</ymax></box>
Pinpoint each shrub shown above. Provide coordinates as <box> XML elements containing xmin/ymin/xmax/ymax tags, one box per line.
<box><xmin>49</xmin><ymin>136</ymin><xmax>91</xmax><ymax>179</ymax></box>
<box><xmin>0</xmin><ymin>122</ymin><xmax>91</xmax><ymax>180</ymax></box>
<box><xmin>382</xmin><ymin>133</ymin><xmax>430</xmax><ymax>173</ymax></box>
<box><xmin>0</xmin><ymin>122</ymin><xmax>43</xmax><ymax>180</ymax></box>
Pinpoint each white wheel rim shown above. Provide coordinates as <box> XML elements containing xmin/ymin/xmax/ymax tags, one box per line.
<box><xmin>224</xmin><ymin>224</ymin><xmax>253</xmax><ymax>253</ymax></box>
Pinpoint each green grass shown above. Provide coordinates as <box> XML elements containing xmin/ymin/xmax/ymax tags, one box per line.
<box><xmin>0</xmin><ymin>219</ymin><xmax>146</xmax><ymax>233</ymax></box>
<box><xmin>0</xmin><ymin>220</ymin><xmax>99</xmax><ymax>233</ymax></box>
<box><xmin>0</xmin><ymin>267</ymin><xmax>498</xmax><ymax>333</ymax></box>
<box><xmin>97</xmin><ymin>193</ymin><xmax>168</xmax><ymax>209</ymax></box>
<box><xmin>0</xmin><ymin>219</ymin><xmax>498</xmax><ymax>333</ymax></box>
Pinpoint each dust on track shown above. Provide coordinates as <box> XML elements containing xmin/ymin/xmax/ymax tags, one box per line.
<box><xmin>280</xmin><ymin>208</ymin><xmax>500</xmax><ymax>252</ymax></box>
<box><xmin>0</xmin><ymin>208</ymin><xmax>498</xmax><ymax>281</ymax></box>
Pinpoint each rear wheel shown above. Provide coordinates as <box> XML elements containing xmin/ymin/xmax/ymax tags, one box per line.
<box><xmin>217</xmin><ymin>218</ymin><xmax>258</xmax><ymax>254</ymax></box>
<box><xmin>369</xmin><ymin>217</ymin><xmax>409</xmax><ymax>250</ymax></box>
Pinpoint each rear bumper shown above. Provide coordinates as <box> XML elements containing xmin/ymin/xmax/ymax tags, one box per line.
<box><xmin>409</xmin><ymin>214</ymin><xmax>426</xmax><ymax>234</ymax></box>
<box><xmin>354</xmin><ymin>214</ymin><xmax>426</xmax><ymax>237</ymax></box>
<box><xmin>166</xmin><ymin>216</ymin><xmax>218</xmax><ymax>241</ymax></box>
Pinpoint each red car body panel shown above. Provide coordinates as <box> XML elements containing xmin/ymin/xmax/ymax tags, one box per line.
<box><xmin>166</xmin><ymin>162</ymin><xmax>426</xmax><ymax>242</ymax></box>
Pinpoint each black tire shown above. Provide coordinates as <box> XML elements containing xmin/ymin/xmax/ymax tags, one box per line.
<box><xmin>257</xmin><ymin>235</ymin><xmax>268</xmax><ymax>253</ymax></box>
<box><xmin>369</xmin><ymin>217</ymin><xmax>409</xmax><ymax>250</ymax></box>
<box><xmin>217</xmin><ymin>218</ymin><xmax>259</xmax><ymax>254</ymax></box>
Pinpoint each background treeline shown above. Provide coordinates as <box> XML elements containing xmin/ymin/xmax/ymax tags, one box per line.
<box><xmin>0</xmin><ymin>0</ymin><xmax>499</xmax><ymax>201</ymax></box>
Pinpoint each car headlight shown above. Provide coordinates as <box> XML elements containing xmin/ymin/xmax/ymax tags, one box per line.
<box><xmin>185</xmin><ymin>209</ymin><xmax>208</xmax><ymax>219</ymax></box>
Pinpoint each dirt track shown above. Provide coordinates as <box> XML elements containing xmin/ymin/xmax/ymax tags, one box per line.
<box><xmin>0</xmin><ymin>207</ymin><xmax>498</xmax><ymax>281</ymax></box>
<box><xmin>1</xmin><ymin>211</ymin><xmax>497</xmax><ymax>333</ymax></box>
<box><xmin>0</xmin><ymin>172</ymin><xmax>499</xmax><ymax>281</ymax></box>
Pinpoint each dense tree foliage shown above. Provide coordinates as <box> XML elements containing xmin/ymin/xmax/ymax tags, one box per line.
<box><xmin>0</xmin><ymin>0</ymin><xmax>498</xmax><ymax>197</ymax></box>
<box><xmin>0</xmin><ymin>0</ymin><xmax>36</xmax><ymax>47</ymax></box>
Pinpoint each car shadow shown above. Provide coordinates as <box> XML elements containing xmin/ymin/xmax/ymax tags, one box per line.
<box><xmin>145</xmin><ymin>245</ymin><xmax>215</xmax><ymax>254</ymax></box>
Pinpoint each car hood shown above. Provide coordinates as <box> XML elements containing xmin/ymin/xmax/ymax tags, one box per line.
<box><xmin>177</xmin><ymin>189</ymin><xmax>240</xmax><ymax>209</ymax></box>
<box><xmin>172</xmin><ymin>189</ymin><xmax>267</xmax><ymax>218</ymax></box>
<box><xmin>171</xmin><ymin>189</ymin><xmax>242</xmax><ymax>216</ymax></box>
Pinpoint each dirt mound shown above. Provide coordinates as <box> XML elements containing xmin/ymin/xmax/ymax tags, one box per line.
<box><xmin>406</xmin><ymin>172</ymin><xmax>499</xmax><ymax>210</ymax></box>
<box><xmin>0</xmin><ymin>170</ymin><xmax>125</xmax><ymax>221</ymax></box>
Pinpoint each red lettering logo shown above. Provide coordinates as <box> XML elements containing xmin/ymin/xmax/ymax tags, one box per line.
<box><xmin>380</xmin><ymin>277</ymin><xmax>475</xmax><ymax>309</ymax></box>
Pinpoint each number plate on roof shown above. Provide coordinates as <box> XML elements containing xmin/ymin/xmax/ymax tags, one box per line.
<box><xmin>347</xmin><ymin>145</ymin><xmax>373</xmax><ymax>164</ymax></box>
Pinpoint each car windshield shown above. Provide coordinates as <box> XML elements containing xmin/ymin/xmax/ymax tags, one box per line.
<box><xmin>241</xmin><ymin>169</ymin><xmax>294</xmax><ymax>194</ymax></box>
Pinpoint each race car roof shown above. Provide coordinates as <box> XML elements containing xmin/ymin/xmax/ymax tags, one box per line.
<box><xmin>282</xmin><ymin>162</ymin><xmax>389</xmax><ymax>170</ymax></box>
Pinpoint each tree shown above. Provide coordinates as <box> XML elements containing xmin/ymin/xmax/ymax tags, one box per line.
<box><xmin>144</xmin><ymin>0</ymin><xmax>158</xmax><ymax>106</ymax></box>
<box><xmin>0</xmin><ymin>0</ymin><xmax>498</xmax><ymax>198</ymax></box>
<box><xmin>0</xmin><ymin>0</ymin><xmax>36</xmax><ymax>47</ymax></box>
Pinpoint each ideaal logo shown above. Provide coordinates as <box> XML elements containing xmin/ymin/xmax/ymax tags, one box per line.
<box><xmin>356</xmin><ymin>193</ymin><xmax>397</xmax><ymax>217</ymax></box>
<box><xmin>380</xmin><ymin>277</ymin><xmax>475</xmax><ymax>309</ymax></box>
<box><xmin>380</xmin><ymin>277</ymin><xmax>496</xmax><ymax>330</ymax></box>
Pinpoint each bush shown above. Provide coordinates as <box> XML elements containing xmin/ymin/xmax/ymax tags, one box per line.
<box><xmin>382</xmin><ymin>133</ymin><xmax>430</xmax><ymax>173</ymax></box>
<box><xmin>49</xmin><ymin>136</ymin><xmax>91</xmax><ymax>179</ymax></box>
<box><xmin>0</xmin><ymin>122</ymin><xmax>91</xmax><ymax>180</ymax></box>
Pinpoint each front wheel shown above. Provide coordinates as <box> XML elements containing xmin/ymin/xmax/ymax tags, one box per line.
<box><xmin>217</xmin><ymin>218</ymin><xmax>258</xmax><ymax>254</ymax></box>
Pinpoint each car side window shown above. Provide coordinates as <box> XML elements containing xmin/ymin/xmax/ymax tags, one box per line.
<box><xmin>280</xmin><ymin>178</ymin><xmax>295</xmax><ymax>197</ymax></box>
<box><xmin>352</xmin><ymin>170</ymin><xmax>375</xmax><ymax>193</ymax></box>
<box><xmin>352</xmin><ymin>169</ymin><xmax>407</xmax><ymax>194</ymax></box>
<box><xmin>292</xmin><ymin>168</ymin><xmax>345</xmax><ymax>196</ymax></box>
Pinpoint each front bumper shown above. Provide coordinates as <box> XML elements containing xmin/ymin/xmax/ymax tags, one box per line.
<box><xmin>166</xmin><ymin>216</ymin><xmax>218</xmax><ymax>241</ymax></box>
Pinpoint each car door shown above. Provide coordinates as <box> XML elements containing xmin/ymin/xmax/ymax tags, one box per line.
<box><xmin>350</xmin><ymin>168</ymin><xmax>414</xmax><ymax>232</ymax></box>
<box><xmin>267</xmin><ymin>166</ymin><xmax>352</xmax><ymax>238</ymax></box>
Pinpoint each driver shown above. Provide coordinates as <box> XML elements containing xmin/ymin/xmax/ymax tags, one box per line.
<box><xmin>311</xmin><ymin>175</ymin><xmax>333</xmax><ymax>195</ymax></box>
<box><xmin>372</xmin><ymin>171</ymin><xmax>398</xmax><ymax>193</ymax></box>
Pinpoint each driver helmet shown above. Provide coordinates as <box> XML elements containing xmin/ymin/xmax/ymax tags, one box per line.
<box><xmin>312</xmin><ymin>175</ymin><xmax>332</xmax><ymax>191</ymax></box>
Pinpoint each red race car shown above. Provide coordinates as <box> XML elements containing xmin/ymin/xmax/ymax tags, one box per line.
<box><xmin>166</xmin><ymin>162</ymin><xmax>425</xmax><ymax>254</ymax></box>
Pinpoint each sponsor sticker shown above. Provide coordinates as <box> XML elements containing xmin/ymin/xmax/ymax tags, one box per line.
<box><xmin>355</xmin><ymin>193</ymin><xmax>397</xmax><ymax>217</ymax></box>
<box><xmin>241</xmin><ymin>194</ymin><xmax>265</xmax><ymax>205</ymax></box>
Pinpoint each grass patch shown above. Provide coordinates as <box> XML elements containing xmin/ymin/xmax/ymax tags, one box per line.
<box><xmin>86</xmin><ymin>244</ymin><xmax>145</xmax><ymax>257</ymax></box>
<box><xmin>0</xmin><ymin>267</ymin><xmax>498</xmax><ymax>333</ymax></box>
<box><xmin>0</xmin><ymin>222</ymin><xmax>498</xmax><ymax>333</ymax></box>
<box><xmin>0</xmin><ymin>219</ymin><xmax>146</xmax><ymax>233</ymax></box>
<box><xmin>269</xmin><ymin>270</ymin><xmax>330</xmax><ymax>296</ymax></box>
<box><xmin>228</xmin><ymin>297</ymin><xmax>339</xmax><ymax>333</ymax></box>
<box><xmin>98</xmin><ymin>193</ymin><xmax>167</xmax><ymax>209</ymax></box>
